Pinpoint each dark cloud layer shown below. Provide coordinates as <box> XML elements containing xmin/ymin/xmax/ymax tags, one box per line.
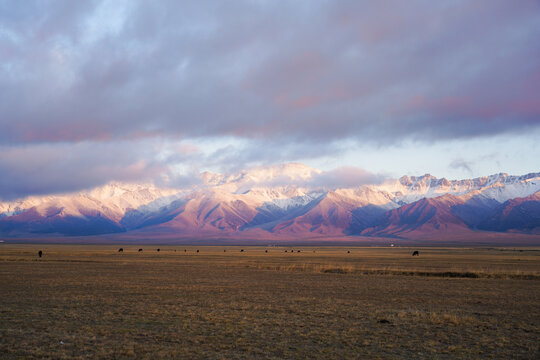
<box><xmin>0</xmin><ymin>141</ymin><xmax>166</xmax><ymax>200</ymax></box>
<box><xmin>1</xmin><ymin>0</ymin><xmax>539</xmax><ymax>199</ymax></box>
<box><xmin>1</xmin><ymin>0</ymin><xmax>539</xmax><ymax>145</ymax></box>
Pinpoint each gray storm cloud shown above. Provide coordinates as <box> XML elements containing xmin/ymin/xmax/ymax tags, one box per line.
<box><xmin>0</xmin><ymin>141</ymin><xmax>166</xmax><ymax>200</ymax></box>
<box><xmin>0</xmin><ymin>0</ymin><xmax>539</xmax><ymax>199</ymax></box>
<box><xmin>1</xmin><ymin>0</ymin><xmax>539</xmax><ymax>145</ymax></box>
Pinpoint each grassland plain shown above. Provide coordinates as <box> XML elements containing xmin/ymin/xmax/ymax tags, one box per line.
<box><xmin>1</xmin><ymin>245</ymin><xmax>539</xmax><ymax>359</ymax></box>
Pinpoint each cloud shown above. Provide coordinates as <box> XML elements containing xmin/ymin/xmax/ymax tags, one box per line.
<box><xmin>0</xmin><ymin>136</ymin><xmax>355</xmax><ymax>200</ymax></box>
<box><xmin>309</xmin><ymin>167</ymin><xmax>388</xmax><ymax>189</ymax></box>
<box><xmin>0</xmin><ymin>0</ymin><xmax>538</xmax><ymax>146</ymax></box>
<box><xmin>0</xmin><ymin>1</ymin><xmax>538</xmax><ymax>199</ymax></box>
<box><xmin>209</xmin><ymin>163</ymin><xmax>388</xmax><ymax>191</ymax></box>
<box><xmin>0</xmin><ymin>141</ymin><xmax>166</xmax><ymax>200</ymax></box>
<box><xmin>449</xmin><ymin>158</ymin><xmax>474</xmax><ymax>175</ymax></box>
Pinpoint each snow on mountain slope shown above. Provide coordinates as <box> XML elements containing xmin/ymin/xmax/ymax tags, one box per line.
<box><xmin>333</xmin><ymin>187</ymin><xmax>399</xmax><ymax>209</ymax></box>
<box><xmin>201</xmin><ymin>163</ymin><xmax>321</xmax><ymax>192</ymax></box>
<box><xmin>0</xmin><ymin>165</ymin><xmax>538</xmax><ymax>238</ymax></box>
<box><xmin>133</xmin><ymin>186</ymin><xmax>325</xmax><ymax>234</ymax></box>
<box><xmin>478</xmin><ymin>191</ymin><xmax>540</xmax><ymax>233</ymax></box>
<box><xmin>0</xmin><ymin>183</ymin><xmax>182</xmax><ymax>235</ymax></box>
<box><xmin>371</xmin><ymin>172</ymin><xmax>540</xmax><ymax>206</ymax></box>
<box><xmin>361</xmin><ymin>194</ymin><xmax>475</xmax><ymax>238</ymax></box>
<box><xmin>361</xmin><ymin>187</ymin><xmax>540</xmax><ymax>238</ymax></box>
<box><xmin>269</xmin><ymin>190</ymin><xmax>373</xmax><ymax>235</ymax></box>
<box><xmin>0</xmin><ymin>183</ymin><xmax>180</xmax><ymax>218</ymax></box>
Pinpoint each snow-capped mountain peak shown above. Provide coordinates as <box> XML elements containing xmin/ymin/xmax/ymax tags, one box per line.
<box><xmin>1</xmin><ymin>166</ymin><xmax>538</xmax><ymax>239</ymax></box>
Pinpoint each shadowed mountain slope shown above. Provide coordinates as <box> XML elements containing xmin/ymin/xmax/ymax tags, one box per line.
<box><xmin>0</xmin><ymin>166</ymin><xmax>538</xmax><ymax>240</ymax></box>
<box><xmin>478</xmin><ymin>192</ymin><xmax>540</xmax><ymax>233</ymax></box>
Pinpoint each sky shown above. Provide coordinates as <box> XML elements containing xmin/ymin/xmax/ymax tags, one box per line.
<box><xmin>0</xmin><ymin>0</ymin><xmax>539</xmax><ymax>200</ymax></box>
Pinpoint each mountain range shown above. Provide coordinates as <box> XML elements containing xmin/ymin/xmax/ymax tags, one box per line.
<box><xmin>1</xmin><ymin>164</ymin><xmax>539</xmax><ymax>243</ymax></box>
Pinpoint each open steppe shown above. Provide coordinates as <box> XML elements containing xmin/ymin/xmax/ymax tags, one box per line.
<box><xmin>1</xmin><ymin>244</ymin><xmax>539</xmax><ymax>359</ymax></box>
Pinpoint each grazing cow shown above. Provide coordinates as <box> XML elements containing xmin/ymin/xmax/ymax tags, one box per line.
<box><xmin>118</xmin><ymin>248</ymin><xmax>123</xmax><ymax>253</ymax></box>
<box><xmin>240</xmin><ymin>249</ymin><xmax>244</xmax><ymax>252</ymax></box>
<box><xmin>412</xmin><ymin>251</ymin><xmax>419</xmax><ymax>256</ymax></box>
<box><xmin>184</xmin><ymin>249</ymin><xmax>187</xmax><ymax>252</ymax></box>
<box><xmin>297</xmin><ymin>250</ymin><xmax>301</xmax><ymax>253</ymax></box>
<box><xmin>196</xmin><ymin>249</ymin><xmax>199</xmax><ymax>253</ymax></box>
<box><xmin>38</xmin><ymin>250</ymin><xmax>43</xmax><ymax>258</ymax></box>
<box><xmin>265</xmin><ymin>250</ymin><xmax>268</xmax><ymax>253</ymax></box>
<box><xmin>224</xmin><ymin>249</ymin><xmax>226</xmax><ymax>252</ymax></box>
<box><xmin>347</xmin><ymin>250</ymin><xmax>350</xmax><ymax>254</ymax></box>
<box><xmin>285</xmin><ymin>250</ymin><xmax>288</xmax><ymax>253</ymax></box>
<box><xmin>138</xmin><ymin>248</ymin><xmax>143</xmax><ymax>252</ymax></box>
<box><xmin>157</xmin><ymin>248</ymin><xmax>160</xmax><ymax>252</ymax></box>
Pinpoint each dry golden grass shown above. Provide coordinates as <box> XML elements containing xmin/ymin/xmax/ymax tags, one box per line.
<box><xmin>244</xmin><ymin>262</ymin><xmax>540</xmax><ymax>279</ymax></box>
<box><xmin>1</xmin><ymin>244</ymin><xmax>539</xmax><ymax>359</ymax></box>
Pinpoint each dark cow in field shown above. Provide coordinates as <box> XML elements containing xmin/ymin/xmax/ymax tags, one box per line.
<box><xmin>240</xmin><ymin>249</ymin><xmax>244</xmax><ymax>252</ymax></box>
<box><xmin>265</xmin><ymin>250</ymin><xmax>268</xmax><ymax>253</ymax></box>
<box><xmin>224</xmin><ymin>249</ymin><xmax>227</xmax><ymax>252</ymax></box>
<box><xmin>297</xmin><ymin>250</ymin><xmax>301</xmax><ymax>253</ymax></box>
<box><xmin>347</xmin><ymin>250</ymin><xmax>350</xmax><ymax>254</ymax></box>
<box><xmin>196</xmin><ymin>249</ymin><xmax>199</xmax><ymax>253</ymax></box>
<box><xmin>412</xmin><ymin>251</ymin><xmax>419</xmax><ymax>256</ymax></box>
<box><xmin>118</xmin><ymin>248</ymin><xmax>123</xmax><ymax>253</ymax></box>
<box><xmin>157</xmin><ymin>248</ymin><xmax>160</xmax><ymax>252</ymax></box>
<box><xmin>138</xmin><ymin>248</ymin><xmax>143</xmax><ymax>252</ymax></box>
<box><xmin>38</xmin><ymin>250</ymin><xmax>43</xmax><ymax>258</ymax></box>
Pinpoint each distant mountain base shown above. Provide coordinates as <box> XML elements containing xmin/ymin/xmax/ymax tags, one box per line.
<box><xmin>1</xmin><ymin>165</ymin><xmax>539</xmax><ymax>244</ymax></box>
<box><xmin>3</xmin><ymin>231</ymin><xmax>539</xmax><ymax>247</ymax></box>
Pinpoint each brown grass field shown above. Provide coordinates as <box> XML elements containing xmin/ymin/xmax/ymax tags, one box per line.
<box><xmin>1</xmin><ymin>244</ymin><xmax>539</xmax><ymax>359</ymax></box>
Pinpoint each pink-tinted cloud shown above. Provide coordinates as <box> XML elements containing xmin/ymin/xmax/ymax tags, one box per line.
<box><xmin>1</xmin><ymin>0</ymin><xmax>538</xmax><ymax>145</ymax></box>
<box><xmin>207</xmin><ymin>164</ymin><xmax>387</xmax><ymax>190</ymax></box>
<box><xmin>0</xmin><ymin>0</ymin><xmax>539</xmax><ymax>199</ymax></box>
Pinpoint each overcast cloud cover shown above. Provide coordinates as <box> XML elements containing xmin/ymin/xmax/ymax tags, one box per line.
<box><xmin>1</xmin><ymin>0</ymin><xmax>539</xmax><ymax>199</ymax></box>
